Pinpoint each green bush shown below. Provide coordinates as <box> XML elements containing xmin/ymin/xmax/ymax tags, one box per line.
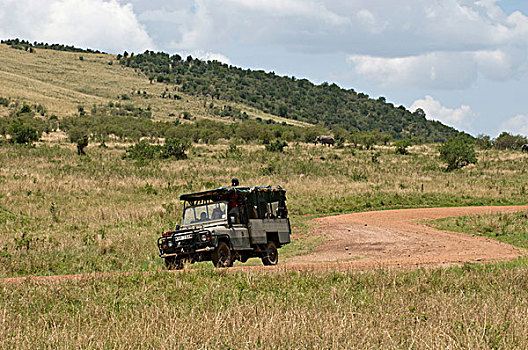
<box><xmin>8</xmin><ymin>119</ymin><xmax>40</xmax><ymax>144</ymax></box>
<box><xmin>160</xmin><ymin>138</ymin><xmax>189</xmax><ymax>159</ymax></box>
<box><xmin>438</xmin><ymin>135</ymin><xmax>477</xmax><ymax>171</ymax></box>
<box><xmin>0</xmin><ymin>96</ymin><xmax>9</xmax><ymax>107</ymax></box>
<box><xmin>265</xmin><ymin>139</ymin><xmax>288</xmax><ymax>152</ymax></box>
<box><xmin>124</xmin><ymin>140</ymin><xmax>161</xmax><ymax>160</ymax></box>
<box><xmin>124</xmin><ymin>138</ymin><xmax>189</xmax><ymax>160</ymax></box>
<box><xmin>394</xmin><ymin>139</ymin><xmax>412</xmax><ymax>155</ymax></box>
<box><xmin>493</xmin><ymin>132</ymin><xmax>527</xmax><ymax>150</ymax></box>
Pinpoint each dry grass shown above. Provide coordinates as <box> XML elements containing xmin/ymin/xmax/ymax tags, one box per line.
<box><xmin>1</xmin><ymin>261</ymin><xmax>528</xmax><ymax>349</ymax></box>
<box><xmin>0</xmin><ymin>44</ymin><xmax>306</xmax><ymax>125</ymax></box>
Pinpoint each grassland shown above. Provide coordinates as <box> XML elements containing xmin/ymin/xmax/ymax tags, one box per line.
<box><xmin>2</xmin><ymin>42</ymin><xmax>528</xmax><ymax>349</ymax></box>
<box><xmin>2</xmin><ymin>261</ymin><xmax>528</xmax><ymax>349</ymax></box>
<box><xmin>0</xmin><ymin>44</ymin><xmax>308</xmax><ymax>126</ymax></box>
<box><xmin>1</xmin><ymin>139</ymin><xmax>527</xmax><ymax>278</ymax></box>
<box><xmin>429</xmin><ymin>210</ymin><xmax>528</xmax><ymax>249</ymax></box>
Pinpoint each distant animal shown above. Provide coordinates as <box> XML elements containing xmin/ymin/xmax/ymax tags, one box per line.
<box><xmin>522</xmin><ymin>144</ymin><xmax>528</xmax><ymax>153</ymax></box>
<box><xmin>315</xmin><ymin>135</ymin><xmax>335</xmax><ymax>147</ymax></box>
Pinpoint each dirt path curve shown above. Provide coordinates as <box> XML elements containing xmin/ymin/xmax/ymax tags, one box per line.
<box><xmin>3</xmin><ymin>205</ymin><xmax>528</xmax><ymax>284</ymax></box>
<box><xmin>288</xmin><ymin>205</ymin><xmax>528</xmax><ymax>268</ymax></box>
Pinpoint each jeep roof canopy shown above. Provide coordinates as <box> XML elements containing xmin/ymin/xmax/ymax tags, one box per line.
<box><xmin>180</xmin><ymin>185</ymin><xmax>286</xmax><ymax>207</ymax></box>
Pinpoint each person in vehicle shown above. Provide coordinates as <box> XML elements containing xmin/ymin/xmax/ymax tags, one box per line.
<box><xmin>228</xmin><ymin>178</ymin><xmax>241</xmax><ymax>223</ymax></box>
<box><xmin>212</xmin><ymin>206</ymin><xmax>223</xmax><ymax>220</ymax></box>
<box><xmin>199</xmin><ymin>212</ymin><xmax>208</xmax><ymax>221</ymax></box>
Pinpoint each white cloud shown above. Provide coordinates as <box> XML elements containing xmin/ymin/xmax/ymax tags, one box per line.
<box><xmin>190</xmin><ymin>50</ymin><xmax>231</xmax><ymax>64</ymax></box>
<box><xmin>347</xmin><ymin>52</ymin><xmax>478</xmax><ymax>89</ymax></box>
<box><xmin>356</xmin><ymin>9</ymin><xmax>387</xmax><ymax>34</ymax></box>
<box><xmin>125</xmin><ymin>0</ymin><xmax>528</xmax><ymax>89</ymax></box>
<box><xmin>224</xmin><ymin>0</ymin><xmax>349</xmax><ymax>25</ymax></box>
<box><xmin>0</xmin><ymin>0</ymin><xmax>154</xmax><ymax>53</ymax></box>
<box><xmin>500</xmin><ymin>114</ymin><xmax>528</xmax><ymax>136</ymax></box>
<box><xmin>410</xmin><ymin>95</ymin><xmax>477</xmax><ymax>131</ymax></box>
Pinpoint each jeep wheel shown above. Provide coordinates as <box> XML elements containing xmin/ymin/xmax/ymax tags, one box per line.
<box><xmin>212</xmin><ymin>242</ymin><xmax>233</xmax><ymax>268</ymax></box>
<box><xmin>261</xmin><ymin>241</ymin><xmax>278</xmax><ymax>266</ymax></box>
<box><xmin>165</xmin><ymin>256</ymin><xmax>183</xmax><ymax>270</ymax></box>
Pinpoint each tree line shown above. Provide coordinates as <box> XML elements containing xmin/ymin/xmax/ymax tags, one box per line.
<box><xmin>119</xmin><ymin>50</ymin><xmax>459</xmax><ymax>142</ymax></box>
<box><xmin>2</xmin><ymin>38</ymin><xmax>103</xmax><ymax>54</ymax></box>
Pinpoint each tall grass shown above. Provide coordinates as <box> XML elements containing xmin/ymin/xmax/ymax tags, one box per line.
<box><xmin>1</xmin><ymin>142</ymin><xmax>527</xmax><ymax>277</ymax></box>
<box><xmin>1</xmin><ymin>262</ymin><xmax>528</xmax><ymax>349</ymax></box>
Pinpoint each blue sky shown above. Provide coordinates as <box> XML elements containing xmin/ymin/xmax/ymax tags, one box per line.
<box><xmin>1</xmin><ymin>0</ymin><xmax>527</xmax><ymax>137</ymax></box>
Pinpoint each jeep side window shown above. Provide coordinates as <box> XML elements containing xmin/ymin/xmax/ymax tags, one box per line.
<box><xmin>270</xmin><ymin>201</ymin><xmax>279</xmax><ymax>218</ymax></box>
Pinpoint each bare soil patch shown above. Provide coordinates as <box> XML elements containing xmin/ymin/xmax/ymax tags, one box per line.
<box><xmin>288</xmin><ymin>205</ymin><xmax>528</xmax><ymax>268</ymax></box>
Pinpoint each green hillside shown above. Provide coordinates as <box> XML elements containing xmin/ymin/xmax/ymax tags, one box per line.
<box><xmin>0</xmin><ymin>38</ymin><xmax>460</xmax><ymax>142</ymax></box>
<box><xmin>121</xmin><ymin>51</ymin><xmax>459</xmax><ymax>141</ymax></box>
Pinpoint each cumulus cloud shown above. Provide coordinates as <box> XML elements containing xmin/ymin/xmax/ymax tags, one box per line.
<box><xmin>499</xmin><ymin>114</ymin><xmax>528</xmax><ymax>136</ymax></box>
<box><xmin>347</xmin><ymin>52</ymin><xmax>478</xmax><ymax>89</ymax></box>
<box><xmin>189</xmin><ymin>50</ymin><xmax>231</xmax><ymax>64</ymax></box>
<box><xmin>342</xmin><ymin>1</ymin><xmax>528</xmax><ymax>88</ymax></box>
<box><xmin>0</xmin><ymin>0</ymin><xmax>154</xmax><ymax>53</ymax></box>
<box><xmin>3</xmin><ymin>0</ymin><xmax>528</xmax><ymax>91</ymax></box>
<box><xmin>410</xmin><ymin>95</ymin><xmax>477</xmax><ymax>131</ymax></box>
<box><xmin>126</xmin><ymin>0</ymin><xmax>528</xmax><ymax>89</ymax></box>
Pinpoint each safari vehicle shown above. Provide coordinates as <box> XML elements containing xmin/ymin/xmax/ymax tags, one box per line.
<box><xmin>158</xmin><ymin>185</ymin><xmax>291</xmax><ymax>269</ymax></box>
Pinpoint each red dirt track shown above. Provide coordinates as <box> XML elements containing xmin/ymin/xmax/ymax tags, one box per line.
<box><xmin>3</xmin><ymin>205</ymin><xmax>528</xmax><ymax>283</ymax></box>
<box><xmin>289</xmin><ymin>205</ymin><xmax>528</xmax><ymax>268</ymax></box>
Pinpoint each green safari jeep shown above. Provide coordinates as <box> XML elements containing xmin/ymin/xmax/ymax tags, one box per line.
<box><xmin>157</xmin><ymin>185</ymin><xmax>291</xmax><ymax>269</ymax></box>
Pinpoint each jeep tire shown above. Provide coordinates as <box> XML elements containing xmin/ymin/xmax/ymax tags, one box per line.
<box><xmin>212</xmin><ymin>241</ymin><xmax>233</xmax><ymax>268</ymax></box>
<box><xmin>261</xmin><ymin>241</ymin><xmax>278</xmax><ymax>266</ymax></box>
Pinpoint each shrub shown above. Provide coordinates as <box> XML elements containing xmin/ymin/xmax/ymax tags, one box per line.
<box><xmin>124</xmin><ymin>140</ymin><xmax>160</xmax><ymax>160</ymax></box>
<box><xmin>124</xmin><ymin>138</ymin><xmax>190</xmax><ymax>160</ymax></box>
<box><xmin>17</xmin><ymin>104</ymin><xmax>33</xmax><ymax>115</ymax></box>
<box><xmin>438</xmin><ymin>135</ymin><xmax>477</xmax><ymax>171</ymax></box>
<box><xmin>77</xmin><ymin>136</ymin><xmax>89</xmax><ymax>155</ymax></box>
<box><xmin>66</xmin><ymin>126</ymin><xmax>90</xmax><ymax>155</ymax></box>
<box><xmin>161</xmin><ymin>138</ymin><xmax>189</xmax><ymax>160</ymax></box>
<box><xmin>8</xmin><ymin>119</ymin><xmax>40</xmax><ymax>144</ymax></box>
<box><xmin>371</xmin><ymin>151</ymin><xmax>381</xmax><ymax>163</ymax></box>
<box><xmin>265</xmin><ymin>139</ymin><xmax>288</xmax><ymax>152</ymax></box>
<box><xmin>476</xmin><ymin>134</ymin><xmax>492</xmax><ymax>149</ymax></box>
<box><xmin>394</xmin><ymin>139</ymin><xmax>411</xmax><ymax>155</ymax></box>
<box><xmin>493</xmin><ymin>132</ymin><xmax>527</xmax><ymax>150</ymax></box>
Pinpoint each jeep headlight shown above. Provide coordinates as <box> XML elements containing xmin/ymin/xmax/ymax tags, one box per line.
<box><xmin>167</xmin><ymin>240</ymin><xmax>173</xmax><ymax>248</ymax></box>
<box><xmin>200</xmin><ymin>233</ymin><xmax>208</xmax><ymax>242</ymax></box>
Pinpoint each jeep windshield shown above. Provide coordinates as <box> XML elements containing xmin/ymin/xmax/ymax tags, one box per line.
<box><xmin>181</xmin><ymin>202</ymin><xmax>228</xmax><ymax>226</ymax></box>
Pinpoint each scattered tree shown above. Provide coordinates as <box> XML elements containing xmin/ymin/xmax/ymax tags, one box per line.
<box><xmin>438</xmin><ymin>135</ymin><xmax>477</xmax><ymax>171</ymax></box>
<box><xmin>394</xmin><ymin>139</ymin><xmax>412</xmax><ymax>155</ymax></box>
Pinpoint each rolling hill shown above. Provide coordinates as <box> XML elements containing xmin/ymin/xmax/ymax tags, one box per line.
<box><xmin>0</xmin><ymin>39</ymin><xmax>459</xmax><ymax>142</ymax></box>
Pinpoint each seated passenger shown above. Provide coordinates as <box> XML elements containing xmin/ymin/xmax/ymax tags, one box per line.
<box><xmin>200</xmin><ymin>212</ymin><xmax>208</xmax><ymax>221</ymax></box>
<box><xmin>212</xmin><ymin>207</ymin><xmax>223</xmax><ymax>220</ymax></box>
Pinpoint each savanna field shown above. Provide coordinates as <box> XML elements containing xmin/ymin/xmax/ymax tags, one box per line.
<box><xmin>1</xmin><ymin>43</ymin><xmax>528</xmax><ymax>348</ymax></box>
<box><xmin>1</xmin><ymin>140</ymin><xmax>528</xmax><ymax>348</ymax></box>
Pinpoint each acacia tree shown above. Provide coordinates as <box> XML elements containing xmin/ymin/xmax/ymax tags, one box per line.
<box><xmin>439</xmin><ymin>135</ymin><xmax>477</xmax><ymax>171</ymax></box>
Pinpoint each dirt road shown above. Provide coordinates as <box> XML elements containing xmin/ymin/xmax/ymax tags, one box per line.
<box><xmin>3</xmin><ymin>205</ymin><xmax>528</xmax><ymax>283</ymax></box>
<box><xmin>288</xmin><ymin>205</ymin><xmax>528</xmax><ymax>268</ymax></box>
